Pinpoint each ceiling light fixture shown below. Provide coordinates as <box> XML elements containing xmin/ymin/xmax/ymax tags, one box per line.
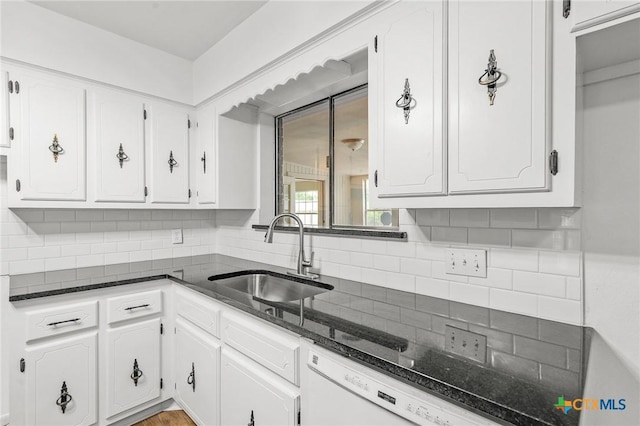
<box><xmin>341</xmin><ymin>138</ymin><xmax>365</xmax><ymax>151</ymax></box>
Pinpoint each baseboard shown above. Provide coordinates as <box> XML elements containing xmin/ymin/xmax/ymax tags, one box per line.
<box><xmin>110</xmin><ymin>399</ymin><xmax>174</xmax><ymax>426</ymax></box>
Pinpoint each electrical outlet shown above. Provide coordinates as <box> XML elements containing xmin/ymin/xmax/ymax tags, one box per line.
<box><xmin>171</xmin><ymin>229</ymin><xmax>183</xmax><ymax>244</ymax></box>
<box><xmin>446</xmin><ymin>248</ymin><xmax>487</xmax><ymax>278</ymax></box>
<box><xmin>445</xmin><ymin>326</ymin><xmax>487</xmax><ymax>363</ymax></box>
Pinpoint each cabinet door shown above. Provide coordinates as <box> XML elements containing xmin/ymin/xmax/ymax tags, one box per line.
<box><xmin>572</xmin><ymin>0</ymin><xmax>640</xmax><ymax>30</ymax></box>
<box><xmin>195</xmin><ymin>103</ymin><xmax>217</xmax><ymax>204</ymax></box>
<box><xmin>448</xmin><ymin>0</ymin><xmax>549</xmax><ymax>194</ymax></box>
<box><xmin>1</xmin><ymin>71</ymin><xmax>9</xmax><ymax>148</ymax></box>
<box><xmin>147</xmin><ymin>103</ymin><xmax>190</xmax><ymax>203</ymax></box>
<box><xmin>24</xmin><ymin>332</ymin><xmax>97</xmax><ymax>426</ymax></box>
<box><xmin>175</xmin><ymin>318</ymin><xmax>220</xmax><ymax>426</ymax></box>
<box><xmin>221</xmin><ymin>348</ymin><xmax>299</xmax><ymax>426</ymax></box>
<box><xmin>105</xmin><ymin>318</ymin><xmax>161</xmax><ymax>417</ymax></box>
<box><xmin>9</xmin><ymin>69</ymin><xmax>86</xmax><ymax>200</ymax></box>
<box><xmin>370</xmin><ymin>4</ymin><xmax>445</xmax><ymax>198</ymax></box>
<box><xmin>88</xmin><ymin>89</ymin><xmax>145</xmax><ymax>202</ymax></box>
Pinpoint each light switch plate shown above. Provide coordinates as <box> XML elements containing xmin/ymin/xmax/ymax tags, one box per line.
<box><xmin>445</xmin><ymin>325</ymin><xmax>487</xmax><ymax>363</ymax></box>
<box><xmin>171</xmin><ymin>229</ymin><xmax>183</xmax><ymax>244</ymax></box>
<box><xmin>446</xmin><ymin>248</ymin><xmax>487</xmax><ymax>278</ymax></box>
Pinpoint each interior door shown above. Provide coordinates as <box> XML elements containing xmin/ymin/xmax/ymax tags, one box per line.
<box><xmin>105</xmin><ymin>318</ymin><xmax>161</xmax><ymax>417</ymax></box>
<box><xmin>88</xmin><ymin>89</ymin><xmax>145</xmax><ymax>202</ymax></box>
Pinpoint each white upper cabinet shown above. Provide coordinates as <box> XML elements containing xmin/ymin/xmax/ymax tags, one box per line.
<box><xmin>147</xmin><ymin>102</ymin><xmax>191</xmax><ymax>204</ymax></box>
<box><xmin>195</xmin><ymin>103</ymin><xmax>217</xmax><ymax>204</ymax></box>
<box><xmin>570</xmin><ymin>0</ymin><xmax>640</xmax><ymax>31</ymax></box>
<box><xmin>88</xmin><ymin>89</ymin><xmax>146</xmax><ymax>203</ymax></box>
<box><xmin>448</xmin><ymin>0</ymin><xmax>549</xmax><ymax>194</ymax></box>
<box><xmin>1</xmin><ymin>71</ymin><xmax>9</xmax><ymax>148</ymax></box>
<box><xmin>369</xmin><ymin>3</ymin><xmax>445</xmax><ymax>198</ymax></box>
<box><xmin>8</xmin><ymin>68</ymin><xmax>86</xmax><ymax>201</ymax></box>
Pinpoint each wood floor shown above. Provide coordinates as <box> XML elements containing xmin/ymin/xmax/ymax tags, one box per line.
<box><xmin>133</xmin><ymin>410</ymin><xmax>196</xmax><ymax>426</ymax></box>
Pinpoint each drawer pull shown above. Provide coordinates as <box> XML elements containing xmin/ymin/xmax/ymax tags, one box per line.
<box><xmin>187</xmin><ymin>362</ymin><xmax>196</xmax><ymax>392</ymax></box>
<box><xmin>124</xmin><ymin>304</ymin><xmax>150</xmax><ymax>311</ymax></box>
<box><xmin>47</xmin><ymin>318</ymin><xmax>80</xmax><ymax>327</ymax></box>
<box><xmin>55</xmin><ymin>381</ymin><xmax>73</xmax><ymax>414</ymax></box>
<box><xmin>131</xmin><ymin>359</ymin><xmax>143</xmax><ymax>386</ymax></box>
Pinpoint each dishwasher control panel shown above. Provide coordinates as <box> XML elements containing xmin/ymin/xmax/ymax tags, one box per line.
<box><xmin>308</xmin><ymin>349</ymin><xmax>498</xmax><ymax>426</ymax></box>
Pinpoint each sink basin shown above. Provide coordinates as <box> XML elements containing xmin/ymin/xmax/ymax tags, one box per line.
<box><xmin>208</xmin><ymin>271</ymin><xmax>332</xmax><ymax>302</ymax></box>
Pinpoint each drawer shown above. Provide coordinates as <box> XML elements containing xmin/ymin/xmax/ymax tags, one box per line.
<box><xmin>221</xmin><ymin>311</ymin><xmax>299</xmax><ymax>385</ymax></box>
<box><xmin>175</xmin><ymin>288</ymin><xmax>221</xmax><ymax>338</ymax></box>
<box><xmin>107</xmin><ymin>289</ymin><xmax>162</xmax><ymax>324</ymax></box>
<box><xmin>25</xmin><ymin>300</ymin><xmax>98</xmax><ymax>342</ymax></box>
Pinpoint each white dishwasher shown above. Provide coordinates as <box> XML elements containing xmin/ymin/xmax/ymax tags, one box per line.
<box><xmin>304</xmin><ymin>344</ymin><xmax>498</xmax><ymax>426</ymax></box>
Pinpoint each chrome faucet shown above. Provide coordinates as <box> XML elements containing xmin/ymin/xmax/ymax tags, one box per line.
<box><xmin>265</xmin><ymin>213</ymin><xmax>318</xmax><ymax>279</ymax></box>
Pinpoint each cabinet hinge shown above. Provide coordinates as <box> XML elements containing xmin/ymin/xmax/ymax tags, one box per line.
<box><xmin>550</xmin><ymin>150</ymin><xmax>559</xmax><ymax>175</ymax></box>
<box><xmin>9</xmin><ymin>127</ymin><xmax>14</xmax><ymax>140</ymax></box>
<box><xmin>144</xmin><ymin>186</ymin><xmax>148</xmax><ymax>197</ymax></box>
<box><xmin>188</xmin><ymin>119</ymin><xmax>191</xmax><ymax>129</ymax></box>
<box><xmin>8</xmin><ymin>80</ymin><xmax>13</xmax><ymax>94</ymax></box>
<box><xmin>15</xmin><ymin>81</ymin><xmax>19</xmax><ymax>94</ymax></box>
<box><xmin>563</xmin><ymin>0</ymin><xmax>571</xmax><ymax>18</ymax></box>
<box><xmin>15</xmin><ymin>179</ymin><xmax>21</xmax><ymax>192</ymax></box>
<box><xmin>144</xmin><ymin>109</ymin><xmax>147</xmax><ymax>120</ymax></box>
<box><xmin>297</xmin><ymin>410</ymin><xmax>301</xmax><ymax>425</ymax></box>
<box><xmin>374</xmin><ymin>170</ymin><xmax>378</xmax><ymax>187</ymax></box>
<box><xmin>188</xmin><ymin>189</ymin><xmax>192</xmax><ymax>198</ymax></box>
<box><xmin>160</xmin><ymin>323</ymin><xmax>164</xmax><ymax>334</ymax></box>
<box><xmin>19</xmin><ymin>358</ymin><xmax>25</xmax><ymax>373</ymax></box>
<box><xmin>175</xmin><ymin>383</ymin><xmax>177</xmax><ymax>390</ymax></box>
<box><xmin>160</xmin><ymin>378</ymin><xmax>163</xmax><ymax>389</ymax></box>
<box><xmin>374</xmin><ymin>36</ymin><xmax>378</xmax><ymax>53</ymax></box>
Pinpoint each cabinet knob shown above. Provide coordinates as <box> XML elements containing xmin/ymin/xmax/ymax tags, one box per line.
<box><xmin>55</xmin><ymin>381</ymin><xmax>73</xmax><ymax>414</ymax></box>
<box><xmin>130</xmin><ymin>358</ymin><xmax>144</xmax><ymax>386</ymax></box>
<box><xmin>116</xmin><ymin>143</ymin><xmax>129</xmax><ymax>168</ymax></box>
<box><xmin>478</xmin><ymin>49</ymin><xmax>503</xmax><ymax>106</ymax></box>
<box><xmin>168</xmin><ymin>151</ymin><xmax>178</xmax><ymax>173</ymax></box>
<box><xmin>49</xmin><ymin>134</ymin><xmax>64</xmax><ymax>163</ymax></box>
<box><xmin>187</xmin><ymin>362</ymin><xmax>196</xmax><ymax>392</ymax></box>
<box><xmin>395</xmin><ymin>78</ymin><xmax>415</xmax><ymax>124</ymax></box>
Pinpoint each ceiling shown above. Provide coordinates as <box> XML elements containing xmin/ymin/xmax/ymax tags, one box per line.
<box><xmin>28</xmin><ymin>1</ymin><xmax>268</xmax><ymax>60</ymax></box>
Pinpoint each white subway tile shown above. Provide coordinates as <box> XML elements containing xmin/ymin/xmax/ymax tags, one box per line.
<box><xmin>400</xmin><ymin>258</ymin><xmax>432</xmax><ymax>277</ymax></box>
<box><xmin>152</xmin><ymin>248</ymin><xmax>173</xmax><ymax>260</ymax></box>
<box><xmin>104</xmin><ymin>231</ymin><xmax>130</xmax><ymax>242</ymax></box>
<box><xmin>513</xmin><ymin>271</ymin><xmax>566</xmax><ymax>298</ymax></box>
<box><xmin>76</xmin><ymin>233</ymin><xmax>104</xmax><ymax>244</ymax></box>
<box><xmin>416</xmin><ymin>209</ymin><xmax>450</xmax><ymax>227</ymax></box>
<box><xmin>91</xmin><ymin>243</ymin><xmax>117</xmax><ymax>254</ymax></box>
<box><xmin>490</xmin><ymin>209</ymin><xmax>538</xmax><ymax>229</ymax></box>
<box><xmin>350</xmin><ymin>252</ymin><xmax>374</xmax><ymax>268</ymax></box>
<box><xmin>117</xmin><ymin>221</ymin><xmax>141</xmax><ymax>232</ymax></box>
<box><xmin>76</xmin><ymin>254</ymin><xmax>104</xmax><ymax>268</ymax></box>
<box><xmin>566</xmin><ymin>277</ymin><xmax>582</xmax><ymax>300</ymax></box>
<box><xmin>141</xmin><ymin>221</ymin><xmax>164</xmax><ymax>231</ymax></box>
<box><xmin>76</xmin><ymin>210</ymin><xmax>104</xmax><ymax>221</ymax></box>
<box><xmin>28</xmin><ymin>222</ymin><xmax>61</xmax><ymax>234</ymax></box>
<box><xmin>432</xmin><ymin>227</ymin><xmax>467</xmax><ymax>244</ymax></box>
<box><xmin>432</xmin><ymin>261</ymin><xmax>468</xmax><ymax>283</ymax></box>
<box><xmin>362</xmin><ymin>267</ymin><xmax>387</xmax><ymax>287</ymax></box>
<box><xmin>191</xmin><ymin>245</ymin><xmax>213</xmax><ymax>256</ymax></box>
<box><xmin>385</xmin><ymin>272</ymin><xmax>416</xmax><ymax>293</ymax></box>
<box><xmin>61</xmin><ymin>244</ymin><xmax>91</xmax><ymax>257</ymax></box>
<box><xmin>327</xmin><ymin>249</ymin><xmax>351</xmax><ymax>265</ymax></box>
<box><xmin>129</xmin><ymin>230</ymin><xmax>152</xmax><ymax>241</ymax></box>
<box><xmin>538</xmin><ymin>208</ymin><xmax>582</xmax><ymax>229</ymax></box>
<box><xmin>468</xmin><ymin>228</ymin><xmax>511</xmax><ymax>247</ymax></box>
<box><xmin>387</xmin><ymin>241</ymin><xmax>416</xmax><ymax>258</ymax></box>
<box><xmin>512</xmin><ymin>229</ymin><xmax>566</xmax><ymax>250</ymax></box>
<box><xmin>406</xmin><ymin>225</ymin><xmax>431</xmax><ymax>243</ymax></box>
<box><xmin>28</xmin><ymin>246</ymin><xmax>61</xmax><ymax>259</ymax></box>
<box><xmin>10</xmin><ymin>259</ymin><xmax>45</xmax><ymax>275</ymax></box>
<box><xmin>415</xmin><ymin>277</ymin><xmax>450</xmax><ymax>299</ymax></box>
<box><xmin>103</xmin><ymin>210</ymin><xmax>129</xmax><ymax>221</ymax></box>
<box><xmin>469</xmin><ymin>268</ymin><xmax>513</xmax><ymax>289</ymax></box>
<box><xmin>118</xmin><ymin>241</ymin><xmax>141</xmax><ymax>252</ymax></box>
<box><xmin>450</xmin><ymin>209</ymin><xmax>490</xmax><ymax>228</ymax></box>
<box><xmin>105</xmin><ymin>252</ymin><xmax>130</xmax><ymax>264</ymax></box>
<box><xmin>60</xmin><ymin>222</ymin><xmax>91</xmax><ymax>233</ymax></box>
<box><xmin>339</xmin><ymin>264</ymin><xmax>362</xmax><ymax>282</ymax></box>
<box><xmin>361</xmin><ymin>239</ymin><xmax>387</xmax><ymax>254</ymax></box>
<box><xmin>450</xmin><ymin>282</ymin><xmax>490</xmax><ymax>307</ymax></box>
<box><xmin>142</xmin><ymin>239</ymin><xmax>164</xmax><ymax>251</ymax></box>
<box><xmin>399</xmin><ymin>209</ymin><xmax>416</xmax><ymax>225</ymax></box>
<box><xmin>91</xmin><ymin>222</ymin><xmax>117</xmax><ymax>232</ymax></box>
<box><xmin>46</xmin><ymin>256</ymin><xmax>76</xmax><ymax>271</ymax></box>
<box><xmin>0</xmin><ymin>222</ymin><xmax>27</xmax><ymax>235</ymax></box>
<box><xmin>537</xmin><ymin>296</ymin><xmax>582</xmax><ymax>325</ymax></box>
<box><xmin>130</xmin><ymin>251</ymin><xmax>152</xmax><ymax>262</ymax></box>
<box><xmin>9</xmin><ymin>235</ymin><xmax>44</xmax><ymax>248</ymax></box>
<box><xmin>337</xmin><ymin>237</ymin><xmax>363</xmax><ymax>252</ymax></box>
<box><xmin>489</xmin><ymin>289</ymin><xmax>538</xmax><ymax>316</ymax></box>
<box><xmin>490</xmin><ymin>248</ymin><xmax>538</xmax><ymax>272</ymax></box>
<box><xmin>372</xmin><ymin>254</ymin><xmax>400</xmax><ymax>272</ymax></box>
<box><xmin>321</xmin><ymin>262</ymin><xmax>341</xmax><ymax>279</ymax></box>
<box><xmin>44</xmin><ymin>210</ymin><xmax>76</xmax><ymax>222</ymax></box>
<box><xmin>127</xmin><ymin>210</ymin><xmax>152</xmax><ymax>221</ymax></box>
<box><xmin>172</xmin><ymin>210</ymin><xmax>193</xmax><ymax>220</ymax></box>
<box><xmin>565</xmin><ymin>230</ymin><xmax>581</xmax><ymax>251</ymax></box>
<box><xmin>0</xmin><ymin>248</ymin><xmax>28</xmax><ymax>261</ymax></box>
<box><xmin>415</xmin><ymin>244</ymin><xmax>444</xmax><ymax>261</ymax></box>
<box><xmin>539</xmin><ymin>251</ymin><xmax>581</xmax><ymax>277</ymax></box>
<box><xmin>12</xmin><ymin>209</ymin><xmax>44</xmax><ymax>222</ymax></box>
<box><xmin>172</xmin><ymin>246</ymin><xmax>192</xmax><ymax>258</ymax></box>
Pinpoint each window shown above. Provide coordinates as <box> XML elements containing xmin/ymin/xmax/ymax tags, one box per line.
<box><xmin>276</xmin><ymin>85</ymin><xmax>398</xmax><ymax>229</ymax></box>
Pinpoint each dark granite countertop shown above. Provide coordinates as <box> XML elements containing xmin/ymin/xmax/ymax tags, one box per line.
<box><xmin>9</xmin><ymin>254</ymin><xmax>589</xmax><ymax>426</ymax></box>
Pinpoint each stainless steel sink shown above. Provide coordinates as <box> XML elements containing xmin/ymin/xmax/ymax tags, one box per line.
<box><xmin>209</xmin><ymin>271</ymin><xmax>332</xmax><ymax>302</ymax></box>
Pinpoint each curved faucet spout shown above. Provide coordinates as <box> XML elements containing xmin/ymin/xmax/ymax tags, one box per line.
<box><xmin>264</xmin><ymin>213</ymin><xmax>318</xmax><ymax>279</ymax></box>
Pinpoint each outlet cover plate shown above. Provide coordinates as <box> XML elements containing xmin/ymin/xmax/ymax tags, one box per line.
<box><xmin>446</xmin><ymin>248</ymin><xmax>487</xmax><ymax>278</ymax></box>
<box><xmin>171</xmin><ymin>229</ymin><xmax>183</xmax><ymax>244</ymax></box>
<box><xmin>445</xmin><ymin>325</ymin><xmax>487</xmax><ymax>363</ymax></box>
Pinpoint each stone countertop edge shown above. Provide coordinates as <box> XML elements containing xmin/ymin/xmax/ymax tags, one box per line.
<box><xmin>8</xmin><ymin>265</ymin><xmax>553</xmax><ymax>426</ymax></box>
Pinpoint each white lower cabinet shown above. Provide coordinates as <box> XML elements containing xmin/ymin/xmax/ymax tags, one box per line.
<box><xmin>105</xmin><ymin>318</ymin><xmax>162</xmax><ymax>418</ymax></box>
<box><xmin>24</xmin><ymin>332</ymin><xmax>98</xmax><ymax>426</ymax></box>
<box><xmin>221</xmin><ymin>347</ymin><xmax>300</xmax><ymax>426</ymax></box>
<box><xmin>174</xmin><ymin>317</ymin><xmax>220</xmax><ymax>426</ymax></box>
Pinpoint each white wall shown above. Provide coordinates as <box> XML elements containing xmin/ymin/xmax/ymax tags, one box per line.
<box><xmin>0</xmin><ymin>0</ymin><xmax>192</xmax><ymax>104</ymax></box>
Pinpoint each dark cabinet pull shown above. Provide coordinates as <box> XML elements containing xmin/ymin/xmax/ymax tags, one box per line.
<box><xmin>55</xmin><ymin>381</ymin><xmax>73</xmax><ymax>414</ymax></box>
<box><xmin>49</xmin><ymin>134</ymin><xmax>64</xmax><ymax>163</ymax></box>
<box><xmin>187</xmin><ymin>362</ymin><xmax>196</xmax><ymax>392</ymax></box>
<box><xmin>131</xmin><ymin>359</ymin><xmax>143</xmax><ymax>386</ymax></box>
<box><xmin>201</xmin><ymin>152</ymin><xmax>206</xmax><ymax>173</ymax></box>
<box><xmin>248</xmin><ymin>410</ymin><xmax>255</xmax><ymax>426</ymax></box>
<box><xmin>168</xmin><ymin>150</ymin><xmax>178</xmax><ymax>173</ymax></box>
<box><xmin>116</xmin><ymin>143</ymin><xmax>129</xmax><ymax>168</ymax></box>
<box><xmin>478</xmin><ymin>49</ymin><xmax>503</xmax><ymax>106</ymax></box>
<box><xmin>395</xmin><ymin>78</ymin><xmax>415</xmax><ymax>124</ymax></box>
<box><xmin>47</xmin><ymin>318</ymin><xmax>80</xmax><ymax>327</ymax></box>
<box><xmin>124</xmin><ymin>303</ymin><xmax>150</xmax><ymax>311</ymax></box>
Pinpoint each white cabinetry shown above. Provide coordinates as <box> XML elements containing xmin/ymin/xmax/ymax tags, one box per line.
<box><xmin>175</xmin><ymin>317</ymin><xmax>221</xmax><ymax>426</ymax></box>
<box><xmin>7</xmin><ymin>68</ymin><xmax>86</xmax><ymax>201</ymax></box>
<box><xmin>147</xmin><ymin>102</ymin><xmax>191</xmax><ymax>204</ymax></box>
<box><xmin>88</xmin><ymin>89</ymin><xmax>146</xmax><ymax>203</ymax></box>
<box><xmin>221</xmin><ymin>347</ymin><xmax>300</xmax><ymax>426</ymax></box>
<box><xmin>448</xmin><ymin>0</ymin><xmax>549</xmax><ymax>194</ymax></box>
<box><xmin>1</xmin><ymin>71</ymin><xmax>10</xmax><ymax>148</ymax></box>
<box><xmin>571</xmin><ymin>0</ymin><xmax>640</xmax><ymax>32</ymax></box>
<box><xmin>369</xmin><ymin>3</ymin><xmax>445</xmax><ymax>198</ymax></box>
<box><xmin>195</xmin><ymin>103</ymin><xmax>217</xmax><ymax>204</ymax></box>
